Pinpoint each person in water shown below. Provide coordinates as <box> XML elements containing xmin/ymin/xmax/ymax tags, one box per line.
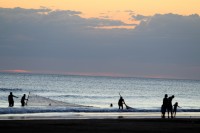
<box><xmin>173</xmin><ymin>102</ymin><xmax>181</xmax><ymax>118</ymax></box>
<box><xmin>118</xmin><ymin>96</ymin><xmax>125</xmax><ymax>109</ymax></box>
<box><xmin>8</xmin><ymin>92</ymin><xmax>18</xmax><ymax>107</ymax></box>
<box><xmin>161</xmin><ymin>94</ymin><xmax>168</xmax><ymax>118</ymax></box>
<box><xmin>21</xmin><ymin>94</ymin><xmax>28</xmax><ymax>106</ymax></box>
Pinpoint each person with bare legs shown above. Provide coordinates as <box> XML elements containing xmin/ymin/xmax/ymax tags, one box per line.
<box><xmin>173</xmin><ymin>102</ymin><xmax>181</xmax><ymax>118</ymax></box>
<box><xmin>161</xmin><ymin>94</ymin><xmax>168</xmax><ymax>118</ymax></box>
<box><xmin>167</xmin><ymin>95</ymin><xmax>175</xmax><ymax>118</ymax></box>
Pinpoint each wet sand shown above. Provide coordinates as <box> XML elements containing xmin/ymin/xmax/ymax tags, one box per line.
<box><xmin>1</xmin><ymin>112</ymin><xmax>200</xmax><ymax>120</ymax></box>
<box><xmin>0</xmin><ymin>118</ymin><xmax>200</xmax><ymax>133</ymax></box>
<box><xmin>1</xmin><ymin>112</ymin><xmax>200</xmax><ymax>133</ymax></box>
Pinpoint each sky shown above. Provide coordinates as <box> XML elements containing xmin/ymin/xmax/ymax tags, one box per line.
<box><xmin>0</xmin><ymin>0</ymin><xmax>200</xmax><ymax>80</ymax></box>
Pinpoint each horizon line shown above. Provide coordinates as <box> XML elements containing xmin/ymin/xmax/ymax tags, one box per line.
<box><xmin>0</xmin><ymin>69</ymin><xmax>199</xmax><ymax>81</ymax></box>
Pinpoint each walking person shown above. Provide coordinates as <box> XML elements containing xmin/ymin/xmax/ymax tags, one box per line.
<box><xmin>167</xmin><ymin>95</ymin><xmax>175</xmax><ymax>118</ymax></box>
<box><xmin>173</xmin><ymin>102</ymin><xmax>181</xmax><ymax>118</ymax></box>
<box><xmin>8</xmin><ymin>92</ymin><xmax>18</xmax><ymax>107</ymax></box>
<box><xmin>161</xmin><ymin>94</ymin><xmax>168</xmax><ymax>118</ymax></box>
<box><xmin>21</xmin><ymin>94</ymin><xmax>28</xmax><ymax>106</ymax></box>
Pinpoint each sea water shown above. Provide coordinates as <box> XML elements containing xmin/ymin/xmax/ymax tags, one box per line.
<box><xmin>0</xmin><ymin>72</ymin><xmax>200</xmax><ymax>114</ymax></box>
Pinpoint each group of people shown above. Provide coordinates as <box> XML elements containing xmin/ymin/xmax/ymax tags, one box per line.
<box><xmin>161</xmin><ymin>94</ymin><xmax>180</xmax><ymax>118</ymax></box>
<box><xmin>116</xmin><ymin>94</ymin><xmax>181</xmax><ymax>118</ymax></box>
<box><xmin>8</xmin><ymin>92</ymin><xmax>181</xmax><ymax>118</ymax></box>
<box><xmin>8</xmin><ymin>92</ymin><xmax>28</xmax><ymax>107</ymax></box>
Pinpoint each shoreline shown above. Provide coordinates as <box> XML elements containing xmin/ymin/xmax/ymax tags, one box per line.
<box><xmin>1</xmin><ymin>112</ymin><xmax>200</xmax><ymax>120</ymax></box>
<box><xmin>1</xmin><ymin>112</ymin><xmax>200</xmax><ymax>132</ymax></box>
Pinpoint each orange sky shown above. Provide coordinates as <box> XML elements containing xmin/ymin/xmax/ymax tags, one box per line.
<box><xmin>1</xmin><ymin>0</ymin><xmax>200</xmax><ymax>24</ymax></box>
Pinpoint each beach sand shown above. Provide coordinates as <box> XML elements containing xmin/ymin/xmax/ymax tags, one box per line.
<box><xmin>0</xmin><ymin>112</ymin><xmax>200</xmax><ymax>133</ymax></box>
<box><xmin>0</xmin><ymin>118</ymin><xmax>200</xmax><ymax>133</ymax></box>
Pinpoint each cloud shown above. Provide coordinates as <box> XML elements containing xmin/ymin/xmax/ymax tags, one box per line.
<box><xmin>132</xmin><ymin>14</ymin><xmax>150</xmax><ymax>21</ymax></box>
<box><xmin>0</xmin><ymin>8</ymin><xmax>200</xmax><ymax>79</ymax></box>
<box><xmin>135</xmin><ymin>13</ymin><xmax>200</xmax><ymax>34</ymax></box>
<box><xmin>133</xmin><ymin>13</ymin><xmax>200</xmax><ymax>65</ymax></box>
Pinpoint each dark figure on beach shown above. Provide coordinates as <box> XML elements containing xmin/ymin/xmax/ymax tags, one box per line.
<box><xmin>110</xmin><ymin>103</ymin><xmax>113</xmax><ymax>107</ymax></box>
<box><xmin>21</xmin><ymin>94</ymin><xmax>28</xmax><ymax>106</ymax></box>
<box><xmin>118</xmin><ymin>96</ymin><xmax>125</xmax><ymax>109</ymax></box>
<box><xmin>161</xmin><ymin>94</ymin><xmax>168</xmax><ymax>118</ymax></box>
<box><xmin>8</xmin><ymin>92</ymin><xmax>18</xmax><ymax>107</ymax></box>
<box><xmin>167</xmin><ymin>95</ymin><xmax>175</xmax><ymax>118</ymax></box>
<box><xmin>173</xmin><ymin>102</ymin><xmax>181</xmax><ymax>118</ymax></box>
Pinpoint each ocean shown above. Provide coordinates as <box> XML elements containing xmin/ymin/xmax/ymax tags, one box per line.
<box><xmin>0</xmin><ymin>72</ymin><xmax>200</xmax><ymax>114</ymax></box>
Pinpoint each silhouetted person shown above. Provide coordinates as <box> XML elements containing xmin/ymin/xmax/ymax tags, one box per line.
<box><xmin>173</xmin><ymin>102</ymin><xmax>181</xmax><ymax>118</ymax></box>
<box><xmin>8</xmin><ymin>92</ymin><xmax>18</xmax><ymax>107</ymax></box>
<box><xmin>110</xmin><ymin>103</ymin><xmax>113</xmax><ymax>107</ymax></box>
<box><xmin>161</xmin><ymin>94</ymin><xmax>168</xmax><ymax>118</ymax></box>
<box><xmin>21</xmin><ymin>94</ymin><xmax>28</xmax><ymax>106</ymax></box>
<box><xmin>118</xmin><ymin>96</ymin><xmax>125</xmax><ymax>109</ymax></box>
<box><xmin>167</xmin><ymin>95</ymin><xmax>175</xmax><ymax>118</ymax></box>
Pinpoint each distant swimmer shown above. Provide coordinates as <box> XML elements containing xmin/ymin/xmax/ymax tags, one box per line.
<box><xmin>21</xmin><ymin>94</ymin><xmax>28</xmax><ymax>106</ymax></box>
<box><xmin>8</xmin><ymin>92</ymin><xmax>18</xmax><ymax>107</ymax></box>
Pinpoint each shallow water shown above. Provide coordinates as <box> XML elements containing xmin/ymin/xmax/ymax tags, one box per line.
<box><xmin>0</xmin><ymin>73</ymin><xmax>200</xmax><ymax>114</ymax></box>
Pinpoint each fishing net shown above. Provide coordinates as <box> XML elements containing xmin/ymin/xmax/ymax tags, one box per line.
<box><xmin>26</xmin><ymin>93</ymin><xmax>87</xmax><ymax>107</ymax></box>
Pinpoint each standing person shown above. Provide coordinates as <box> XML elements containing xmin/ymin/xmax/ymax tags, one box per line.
<box><xmin>167</xmin><ymin>95</ymin><xmax>175</xmax><ymax>118</ymax></box>
<box><xmin>21</xmin><ymin>94</ymin><xmax>28</xmax><ymax>106</ymax></box>
<box><xmin>118</xmin><ymin>96</ymin><xmax>125</xmax><ymax>109</ymax></box>
<box><xmin>8</xmin><ymin>92</ymin><xmax>18</xmax><ymax>107</ymax></box>
<box><xmin>161</xmin><ymin>94</ymin><xmax>168</xmax><ymax>118</ymax></box>
<box><xmin>173</xmin><ymin>102</ymin><xmax>181</xmax><ymax>118</ymax></box>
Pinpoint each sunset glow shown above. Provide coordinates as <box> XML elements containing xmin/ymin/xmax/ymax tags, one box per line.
<box><xmin>1</xmin><ymin>0</ymin><xmax>200</xmax><ymax>24</ymax></box>
<box><xmin>0</xmin><ymin>69</ymin><xmax>31</xmax><ymax>73</ymax></box>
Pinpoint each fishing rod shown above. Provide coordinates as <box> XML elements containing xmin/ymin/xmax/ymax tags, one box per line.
<box><xmin>25</xmin><ymin>92</ymin><xmax>30</xmax><ymax>106</ymax></box>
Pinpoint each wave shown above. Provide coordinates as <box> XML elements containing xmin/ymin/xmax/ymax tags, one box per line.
<box><xmin>59</xmin><ymin>95</ymin><xmax>116</xmax><ymax>99</ymax></box>
<box><xmin>0</xmin><ymin>88</ymin><xmax>22</xmax><ymax>92</ymax></box>
<box><xmin>0</xmin><ymin>107</ymin><xmax>200</xmax><ymax>114</ymax></box>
